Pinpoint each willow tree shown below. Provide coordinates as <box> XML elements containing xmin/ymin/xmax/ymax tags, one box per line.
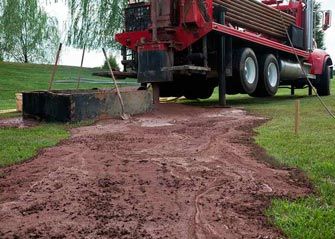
<box><xmin>0</xmin><ymin>1</ymin><xmax>4</xmax><ymax>61</ymax></box>
<box><xmin>1</xmin><ymin>0</ymin><xmax>59</xmax><ymax>63</ymax></box>
<box><xmin>65</xmin><ymin>0</ymin><xmax>127</xmax><ymax>50</ymax></box>
<box><xmin>313</xmin><ymin>0</ymin><xmax>325</xmax><ymax>49</ymax></box>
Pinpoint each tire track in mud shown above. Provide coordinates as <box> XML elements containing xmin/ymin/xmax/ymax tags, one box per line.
<box><xmin>0</xmin><ymin>104</ymin><xmax>312</xmax><ymax>238</ymax></box>
<box><xmin>194</xmin><ymin>177</ymin><xmax>224</xmax><ymax>239</ymax></box>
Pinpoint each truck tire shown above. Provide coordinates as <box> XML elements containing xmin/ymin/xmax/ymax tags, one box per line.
<box><xmin>316</xmin><ymin>61</ymin><xmax>331</xmax><ymax>96</ymax></box>
<box><xmin>233</xmin><ymin>48</ymin><xmax>259</xmax><ymax>94</ymax></box>
<box><xmin>251</xmin><ymin>54</ymin><xmax>279</xmax><ymax>97</ymax></box>
<box><xmin>159</xmin><ymin>82</ymin><xmax>184</xmax><ymax>97</ymax></box>
<box><xmin>226</xmin><ymin>76</ymin><xmax>241</xmax><ymax>95</ymax></box>
<box><xmin>184</xmin><ymin>81</ymin><xmax>215</xmax><ymax>100</ymax></box>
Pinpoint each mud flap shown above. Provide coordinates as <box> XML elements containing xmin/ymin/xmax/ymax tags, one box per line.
<box><xmin>138</xmin><ymin>44</ymin><xmax>173</xmax><ymax>83</ymax></box>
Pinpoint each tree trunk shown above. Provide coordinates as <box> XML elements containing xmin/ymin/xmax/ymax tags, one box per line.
<box><xmin>24</xmin><ymin>52</ymin><xmax>28</xmax><ymax>63</ymax></box>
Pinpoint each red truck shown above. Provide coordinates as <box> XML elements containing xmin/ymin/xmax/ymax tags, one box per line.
<box><xmin>115</xmin><ymin>0</ymin><xmax>333</xmax><ymax>104</ymax></box>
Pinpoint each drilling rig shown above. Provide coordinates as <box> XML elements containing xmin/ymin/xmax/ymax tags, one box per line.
<box><xmin>115</xmin><ymin>0</ymin><xmax>333</xmax><ymax>103</ymax></box>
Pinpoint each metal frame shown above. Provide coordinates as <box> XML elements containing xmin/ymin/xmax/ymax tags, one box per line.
<box><xmin>212</xmin><ymin>23</ymin><xmax>310</xmax><ymax>58</ymax></box>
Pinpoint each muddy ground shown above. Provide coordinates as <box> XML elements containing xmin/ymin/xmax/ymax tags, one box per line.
<box><xmin>0</xmin><ymin>104</ymin><xmax>312</xmax><ymax>239</ymax></box>
<box><xmin>0</xmin><ymin>117</ymin><xmax>38</xmax><ymax>129</ymax></box>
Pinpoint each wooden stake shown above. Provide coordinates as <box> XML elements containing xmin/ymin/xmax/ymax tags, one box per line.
<box><xmin>295</xmin><ymin>100</ymin><xmax>301</xmax><ymax>135</ymax></box>
<box><xmin>102</xmin><ymin>48</ymin><xmax>129</xmax><ymax>120</ymax></box>
<box><xmin>48</xmin><ymin>43</ymin><xmax>63</xmax><ymax>91</ymax></box>
<box><xmin>76</xmin><ymin>45</ymin><xmax>86</xmax><ymax>90</ymax></box>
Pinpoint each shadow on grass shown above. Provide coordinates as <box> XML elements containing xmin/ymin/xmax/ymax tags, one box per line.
<box><xmin>180</xmin><ymin>94</ymin><xmax>312</xmax><ymax>107</ymax></box>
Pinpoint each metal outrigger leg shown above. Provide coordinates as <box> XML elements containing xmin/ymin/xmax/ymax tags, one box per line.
<box><xmin>217</xmin><ymin>7</ymin><xmax>227</xmax><ymax>107</ymax></box>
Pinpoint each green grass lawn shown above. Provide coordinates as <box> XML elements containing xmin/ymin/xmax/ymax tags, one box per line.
<box><xmin>252</xmin><ymin>89</ymin><xmax>335</xmax><ymax>239</ymax></box>
<box><xmin>1</xmin><ymin>61</ymin><xmax>335</xmax><ymax>238</ymax></box>
<box><xmin>181</xmin><ymin>82</ymin><xmax>335</xmax><ymax>239</ymax></box>
<box><xmin>0</xmin><ymin>124</ymin><xmax>69</xmax><ymax>167</ymax></box>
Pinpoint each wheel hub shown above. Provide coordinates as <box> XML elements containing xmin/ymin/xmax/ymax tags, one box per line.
<box><xmin>267</xmin><ymin>63</ymin><xmax>278</xmax><ymax>88</ymax></box>
<box><xmin>244</xmin><ymin>57</ymin><xmax>256</xmax><ymax>84</ymax></box>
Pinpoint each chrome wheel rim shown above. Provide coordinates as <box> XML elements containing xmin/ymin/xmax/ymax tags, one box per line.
<box><xmin>267</xmin><ymin>62</ymin><xmax>278</xmax><ymax>88</ymax></box>
<box><xmin>244</xmin><ymin>57</ymin><xmax>257</xmax><ymax>84</ymax></box>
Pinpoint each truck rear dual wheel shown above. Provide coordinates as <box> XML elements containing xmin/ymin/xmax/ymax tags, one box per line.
<box><xmin>232</xmin><ymin>48</ymin><xmax>259</xmax><ymax>94</ymax></box>
<box><xmin>251</xmin><ymin>54</ymin><xmax>280</xmax><ymax>97</ymax></box>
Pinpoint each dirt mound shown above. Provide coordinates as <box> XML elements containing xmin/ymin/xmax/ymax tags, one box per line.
<box><xmin>0</xmin><ymin>104</ymin><xmax>312</xmax><ymax>238</ymax></box>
